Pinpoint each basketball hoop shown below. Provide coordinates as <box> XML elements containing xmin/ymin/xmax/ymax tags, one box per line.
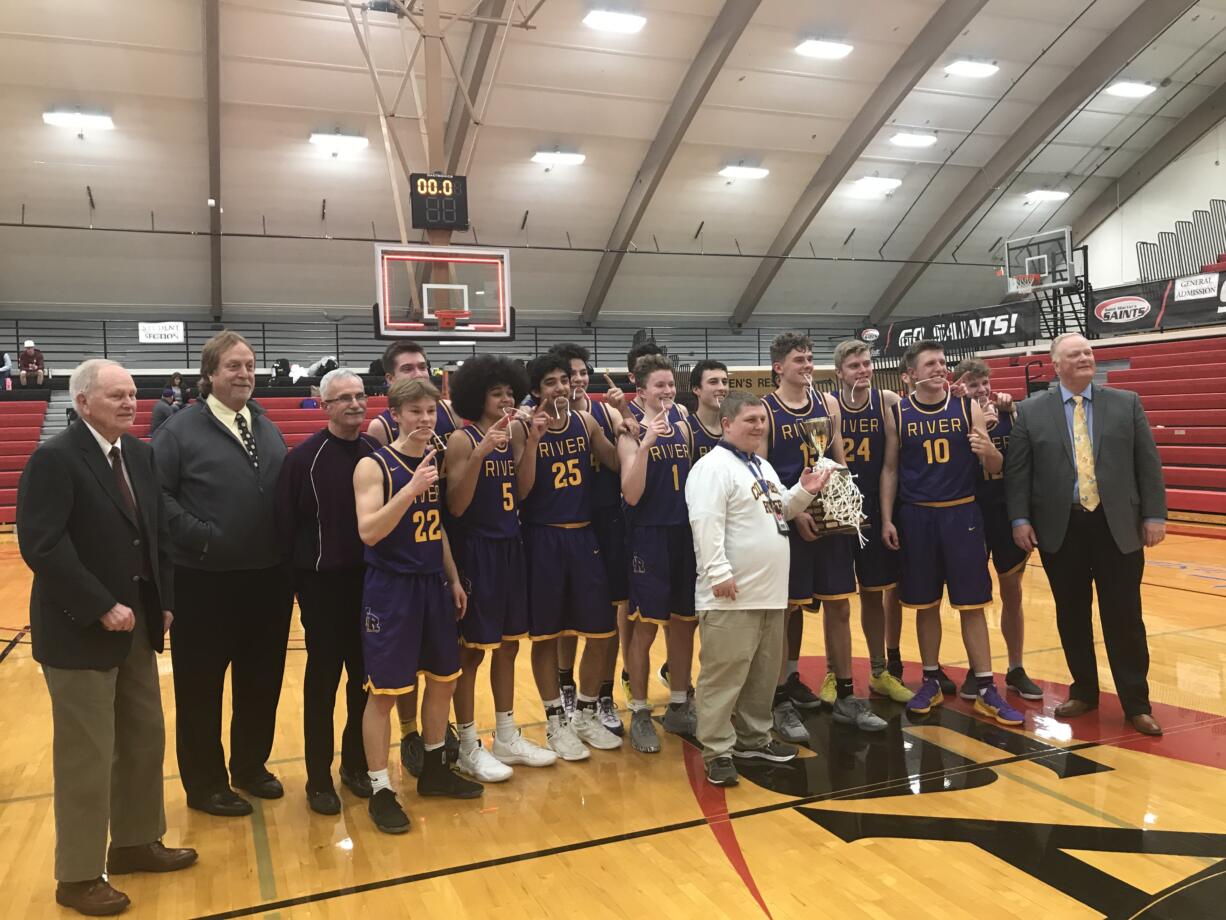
<box><xmin>1011</xmin><ymin>273</ymin><xmax>1042</xmax><ymax>295</ymax></box>
<box><xmin>434</xmin><ymin>309</ymin><xmax>471</xmax><ymax>330</ymax></box>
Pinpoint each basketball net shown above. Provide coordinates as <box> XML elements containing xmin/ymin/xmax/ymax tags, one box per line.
<box><xmin>1012</xmin><ymin>273</ymin><xmax>1041</xmax><ymax>295</ymax></box>
<box><xmin>808</xmin><ymin>456</ymin><xmax>869</xmax><ymax>547</ymax></box>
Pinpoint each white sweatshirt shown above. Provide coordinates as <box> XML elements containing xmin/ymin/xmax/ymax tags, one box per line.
<box><xmin>685</xmin><ymin>444</ymin><xmax>816</xmax><ymax>611</ymax></box>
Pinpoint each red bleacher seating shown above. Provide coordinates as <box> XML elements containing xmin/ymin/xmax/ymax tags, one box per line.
<box><xmin>0</xmin><ymin>399</ymin><xmax>47</xmax><ymax>524</ymax></box>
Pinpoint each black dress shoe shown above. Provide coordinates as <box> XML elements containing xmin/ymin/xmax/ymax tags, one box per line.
<box><xmin>56</xmin><ymin>878</ymin><xmax>130</xmax><ymax>916</ymax></box>
<box><xmin>307</xmin><ymin>788</ymin><xmax>341</xmax><ymax>816</ymax></box>
<box><xmin>339</xmin><ymin>765</ymin><xmax>373</xmax><ymax>799</ymax></box>
<box><xmin>107</xmin><ymin>840</ymin><xmax>198</xmax><ymax>875</ymax></box>
<box><xmin>233</xmin><ymin>772</ymin><xmax>284</xmax><ymax>799</ymax></box>
<box><xmin>188</xmin><ymin>790</ymin><xmax>253</xmax><ymax>817</ymax></box>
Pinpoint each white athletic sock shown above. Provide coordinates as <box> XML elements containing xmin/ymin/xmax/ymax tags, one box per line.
<box><xmin>1008</xmin><ymin>660</ymin><xmax>1023</xmax><ymax>672</ymax></box>
<box><xmin>787</xmin><ymin>659</ymin><xmax>800</xmax><ymax>677</ymax></box>
<box><xmin>495</xmin><ymin>710</ymin><xmax>517</xmax><ymax>743</ymax></box>
<box><xmin>630</xmin><ymin>698</ymin><xmax>651</xmax><ymax>712</ymax></box>
<box><xmin>368</xmin><ymin>768</ymin><xmax>390</xmax><ymax>794</ymax></box>
<box><xmin>457</xmin><ymin>720</ymin><xmax>478</xmax><ymax>754</ymax></box>
<box><xmin>669</xmin><ymin>690</ymin><xmax>687</xmax><ymax>705</ymax></box>
<box><xmin>424</xmin><ymin>740</ymin><xmax>444</xmax><ymax>752</ymax></box>
<box><xmin>576</xmin><ymin>691</ymin><xmax>597</xmax><ymax>708</ymax></box>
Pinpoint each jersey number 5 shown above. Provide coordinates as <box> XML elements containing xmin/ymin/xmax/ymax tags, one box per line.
<box><xmin>501</xmin><ymin>481</ymin><xmax>515</xmax><ymax>510</ymax></box>
<box><xmin>552</xmin><ymin>458</ymin><xmax>582</xmax><ymax>489</ymax></box>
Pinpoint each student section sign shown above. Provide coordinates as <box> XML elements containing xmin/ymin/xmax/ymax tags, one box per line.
<box><xmin>1087</xmin><ymin>273</ymin><xmax>1226</xmax><ymax>337</ymax></box>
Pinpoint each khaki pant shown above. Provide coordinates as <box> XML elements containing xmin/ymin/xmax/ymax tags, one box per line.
<box><xmin>694</xmin><ymin>608</ymin><xmax>785</xmax><ymax>763</ymax></box>
<box><xmin>42</xmin><ymin>610</ymin><xmax>167</xmax><ymax>882</ymax></box>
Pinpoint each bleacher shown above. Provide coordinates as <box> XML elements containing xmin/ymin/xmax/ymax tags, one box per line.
<box><xmin>985</xmin><ymin>333</ymin><xmax>1226</xmax><ymax>521</ymax></box>
<box><xmin>0</xmin><ymin>399</ymin><xmax>49</xmax><ymax>524</ymax></box>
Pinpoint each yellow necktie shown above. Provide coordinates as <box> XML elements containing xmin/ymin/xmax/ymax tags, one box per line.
<box><xmin>1072</xmin><ymin>395</ymin><xmax>1099</xmax><ymax>511</ymax></box>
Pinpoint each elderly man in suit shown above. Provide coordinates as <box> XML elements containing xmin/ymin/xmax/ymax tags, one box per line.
<box><xmin>1006</xmin><ymin>333</ymin><xmax>1166</xmax><ymax>736</ymax></box>
<box><xmin>154</xmin><ymin>330</ymin><xmax>292</xmax><ymax>817</ymax></box>
<box><xmin>18</xmin><ymin>359</ymin><xmax>197</xmax><ymax>916</ymax></box>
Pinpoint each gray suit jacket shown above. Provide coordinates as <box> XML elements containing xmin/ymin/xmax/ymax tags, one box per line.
<box><xmin>152</xmin><ymin>399</ymin><xmax>287</xmax><ymax>571</ymax></box>
<box><xmin>1005</xmin><ymin>384</ymin><xmax>1166</xmax><ymax>555</ymax></box>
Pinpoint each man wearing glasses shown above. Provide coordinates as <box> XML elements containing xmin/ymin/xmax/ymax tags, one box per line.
<box><xmin>276</xmin><ymin>368</ymin><xmax>378</xmax><ymax>814</ymax></box>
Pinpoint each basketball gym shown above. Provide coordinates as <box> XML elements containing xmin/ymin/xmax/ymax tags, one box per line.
<box><xmin>3</xmin><ymin>1</ymin><xmax>1226</xmax><ymax>917</ymax></box>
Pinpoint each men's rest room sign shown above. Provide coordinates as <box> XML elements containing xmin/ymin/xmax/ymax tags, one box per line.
<box><xmin>138</xmin><ymin>321</ymin><xmax>186</xmax><ymax>344</ymax></box>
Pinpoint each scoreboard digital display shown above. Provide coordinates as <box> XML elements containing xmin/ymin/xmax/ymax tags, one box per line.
<box><xmin>409</xmin><ymin>173</ymin><xmax>469</xmax><ymax>231</ymax></box>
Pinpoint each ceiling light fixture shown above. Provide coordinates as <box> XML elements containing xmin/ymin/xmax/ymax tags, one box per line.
<box><xmin>795</xmin><ymin>39</ymin><xmax>853</xmax><ymax>60</ymax></box>
<box><xmin>1027</xmin><ymin>189</ymin><xmax>1069</xmax><ymax>202</ymax></box>
<box><xmin>532</xmin><ymin>151</ymin><xmax>586</xmax><ymax>166</ymax></box>
<box><xmin>309</xmin><ymin>132</ymin><xmax>369</xmax><ymax>157</ymax></box>
<box><xmin>851</xmin><ymin>176</ymin><xmax>902</xmax><ymax>196</ymax></box>
<box><xmin>890</xmin><ymin>131</ymin><xmax>938</xmax><ymax>148</ymax></box>
<box><xmin>1105</xmin><ymin>81</ymin><xmax>1156</xmax><ymax>98</ymax></box>
<box><xmin>42</xmin><ymin>110</ymin><xmax>114</xmax><ymax>131</ymax></box>
<box><xmin>583</xmin><ymin>10</ymin><xmax>646</xmax><ymax>33</ymax></box>
<box><xmin>944</xmin><ymin>59</ymin><xmax>999</xmax><ymax>78</ymax></box>
<box><xmin>719</xmin><ymin>165</ymin><xmax>769</xmax><ymax>180</ymax></box>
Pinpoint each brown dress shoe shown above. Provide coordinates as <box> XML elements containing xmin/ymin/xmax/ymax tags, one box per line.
<box><xmin>107</xmin><ymin>841</ymin><xmax>199</xmax><ymax>875</ymax></box>
<box><xmin>1129</xmin><ymin>713</ymin><xmax>1163</xmax><ymax>736</ymax></box>
<box><xmin>55</xmin><ymin>878</ymin><xmax>130</xmax><ymax>916</ymax></box>
<box><xmin>1054</xmin><ymin>699</ymin><xmax>1098</xmax><ymax>718</ymax></box>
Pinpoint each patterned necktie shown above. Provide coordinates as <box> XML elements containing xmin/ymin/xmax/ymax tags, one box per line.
<box><xmin>235</xmin><ymin>413</ymin><xmax>260</xmax><ymax>470</ymax></box>
<box><xmin>1071</xmin><ymin>395</ymin><xmax>1099</xmax><ymax>511</ymax></box>
<box><xmin>108</xmin><ymin>446</ymin><xmax>138</xmax><ymax>521</ymax></box>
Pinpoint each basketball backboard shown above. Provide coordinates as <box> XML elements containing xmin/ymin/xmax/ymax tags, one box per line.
<box><xmin>1005</xmin><ymin>228</ymin><xmax>1076</xmax><ymax>293</ymax></box>
<box><xmin>375</xmin><ymin>243</ymin><xmax>513</xmax><ymax>340</ymax></box>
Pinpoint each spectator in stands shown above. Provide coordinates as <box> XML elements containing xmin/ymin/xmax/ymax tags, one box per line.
<box><xmin>19</xmin><ymin>339</ymin><xmax>45</xmax><ymax>386</ymax></box>
<box><xmin>153</xmin><ymin>330</ymin><xmax>293</xmax><ymax>817</ymax></box>
<box><xmin>276</xmin><ymin>368</ymin><xmax>375</xmax><ymax>815</ymax></box>
<box><xmin>1006</xmin><ymin>333</ymin><xmax>1167</xmax><ymax>736</ymax></box>
<box><xmin>166</xmin><ymin>372</ymin><xmax>186</xmax><ymax>407</ymax></box>
<box><xmin>150</xmin><ymin>388</ymin><xmax>178</xmax><ymax>435</ymax></box>
<box><xmin>0</xmin><ymin>349</ymin><xmax>11</xmax><ymax>387</ymax></box>
<box><xmin>17</xmin><ymin>358</ymin><xmax>196</xmax><ymax>916</ymax></box>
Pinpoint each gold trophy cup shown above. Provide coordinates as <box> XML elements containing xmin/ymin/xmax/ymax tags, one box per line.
<box><xmin>799</xmin><ymin>416</ymin><xmax>863</xmax><ymax>537</ymax></box>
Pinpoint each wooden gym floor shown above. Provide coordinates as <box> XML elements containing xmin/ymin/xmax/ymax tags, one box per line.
<box><xmin>3</xmin><ymin>531</ymin><xmax>1226</xmax><ymax>919</ymax></box>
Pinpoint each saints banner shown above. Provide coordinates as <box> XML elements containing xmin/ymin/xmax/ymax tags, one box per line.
<box><xmin>875</xmin><ymin>302</ymin><xmax>1039</xmax><ymax>358</ymax></box>
<box><xmin>1087</xmin><ymin>272</ymin><xmax>1226</xmax><ymax>337</ymax></box>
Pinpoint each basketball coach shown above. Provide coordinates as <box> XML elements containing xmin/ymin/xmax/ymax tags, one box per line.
<box><xmin>18</xmin><ymin>359</ymin><xmax>196</xmax><ymax>916</ymax></box>
<box><xmin>1006</xmin><ymin>333</ymin><xmax>1166</xmax><ymax>736</ymax></box>
<box><xmin>154</xmin><ymin>331</ymin><xmax>293</xmax><ymax>815</ymax></box>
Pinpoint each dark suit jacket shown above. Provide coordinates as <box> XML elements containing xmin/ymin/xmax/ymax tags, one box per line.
<box><xmin>17</xmin><ymin>421</ymin><xmax>175</xmax><ymax>669</ymax></box>
<box><xmin>1005</xmin><ymin>383</ymin><xmax>1166</xmax><ymax>555</ymax></box>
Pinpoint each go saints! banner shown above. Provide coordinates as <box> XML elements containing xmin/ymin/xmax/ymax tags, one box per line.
<box><xmin>871</xmin><ymin>302</ymin><xmax>1039</xmax><ymax>358</ymax></box>
<box><xmin>1087</xmin><ymin>272</ymin><xmax>1226</xmax><ymax>337</ymax></box>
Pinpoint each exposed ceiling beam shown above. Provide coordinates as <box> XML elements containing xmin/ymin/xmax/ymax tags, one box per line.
<box><xmin>1074</xmin><ymin>81</ymin><xmax>1226</xmax><ymax>243</ymax></box>
<box><xmin>867</xmin><ymin>0</ymin><xmax>1199</xmax><ymax>325</ymax></box>
<box><xmin>443</xmin><ymin>0</ymin><xmax>508</xmax><ymax>174</ymax></box>
<box><xmin>727</xmin><ymin>0</ymin><xmax>987</xmax><ymax>328</ymax></box>
<box><xmin>204</xmin><ymin>0</ymin><xmax>222</xmax><ymax>321</ymax></box>
<box><xmin>579</xmin><ymin>0</ymin><xmax>760</xmax><ymax>326</ymax></box>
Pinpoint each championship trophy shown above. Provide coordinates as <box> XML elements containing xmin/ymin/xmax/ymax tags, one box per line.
<box><xmin>798</xmin><ymin>416</ymin><xmax>867</xmax><ymax>543</ymax></box>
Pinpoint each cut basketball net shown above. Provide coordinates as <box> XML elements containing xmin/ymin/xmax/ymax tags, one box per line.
<box><xmin>799</xmin><ymin>377</ymin><xmax>867</xmax><ymax>545</ymax></box>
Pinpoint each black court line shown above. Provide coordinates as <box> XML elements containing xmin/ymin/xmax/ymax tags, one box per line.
<box><xmin>191</xmin><ymin>740</ymin><xmax>1105</xmax><ymax>919</ymax></box>
<box><xmin>0</xmin><ymin>626</ymin><xmax>28</xmax><ymax>666</ymax></box>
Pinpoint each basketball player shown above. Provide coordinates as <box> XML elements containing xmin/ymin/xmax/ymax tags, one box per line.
<box><xmin>764</xmin><ymin>333</ymin><xmax>885</xmax><ymax>739</ymax></box>
<box><xmin>605</xmin><ymin>339</ymin><xmax>690</xmax><ymax>425</ymax></box>
<box><xmin>354</xmin><ymin>378</ymin><xmax>480</xmax><ymax>835</ymax></box>
<box><xmin>618</xmin><ymin>354</ymin><xmax>698</xmax><ymax>753</ymax></box>
<box><xmin>445</xmin><ymin>356</ymin><xmax>558</xmax><ymax>783</ymax></box>
<box><xmin>879</xmin><ymin>341</ymin><xmax>1024</xmax><ymax>727</ymax></box>
<box><xmin>690</xmin><ymin>360</ymin><xmax>728</xmax><ymax>460</ymax></box>
<box><xmin>550</xmin><ymin>343</ymin><xmax>627</xmax><ymax>737</ymax></box>
<box><xmin>831</xmin><ymin>340</ymin><xmax>912</xmax><ymax>704</ymax></box>
<box><xmin>364</xmin><ymin>339</ymin><xmax>459</xmax><ymax>775</ymax></box>
<box><xmin>511</xmin><ymin>354</ymin><xmax>626</xmax><ymax>760</ymax></box>
<box><xmin>950</xmin><ymin>358</ymin><xmax>1043</xmax><ymax>702</ymax></box>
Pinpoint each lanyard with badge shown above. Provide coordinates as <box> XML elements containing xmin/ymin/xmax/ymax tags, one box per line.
<box><xmin>718</xmin><ymin>441</ymin><xmax>789</xmax><ymax>535</ymax></box>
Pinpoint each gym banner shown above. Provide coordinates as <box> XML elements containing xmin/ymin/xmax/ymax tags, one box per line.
<box><xmin>877</xmin><ymin>303</ymin><xmax>1038</xmax><ymax>358</ymax></box>
<box><xmin>1087</xmin><ymin>273</ymin><xmax>1226</xmax><ymax>337</ymax></box>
